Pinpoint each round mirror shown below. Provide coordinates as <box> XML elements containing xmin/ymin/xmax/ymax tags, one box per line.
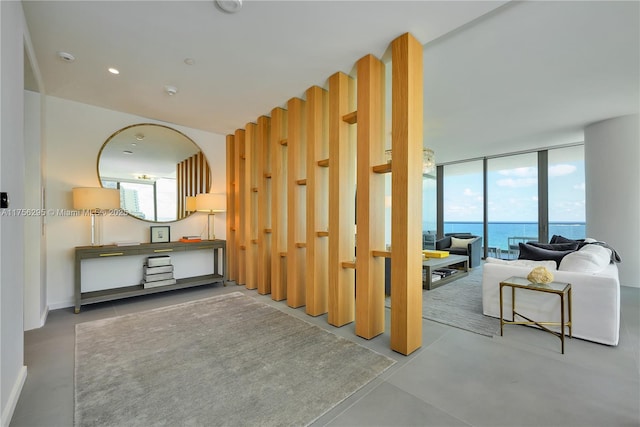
<box><xmin>98</xmin><ymin>123</ymin><xmax>211</xmax><ymax>222</ymax></box>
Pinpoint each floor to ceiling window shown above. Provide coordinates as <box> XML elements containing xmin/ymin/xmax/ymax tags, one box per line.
<box><xmin>547</xmin><ymin>145</ymin><xmax>586</xmax><ymax>240</ymax></box>
<box><xmin>436</xmin><ymin>144</ymin><xmax>585</xmax><ymax>259</ymax></box>
<box><xmin>487</xmin><ymin>153</ymin><xmax>538</xmax><ymax>258</ymax></box>
<box><xmin>442</xmin><ymin>160</ymin><xmax>484</xmax><ymax>239</ymax></box>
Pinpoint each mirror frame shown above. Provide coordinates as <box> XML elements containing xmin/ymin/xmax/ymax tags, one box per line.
<box><xmin>97</xmin><ymin>123</ymin><xmax>211</xmax><ymax>223</ymax></box>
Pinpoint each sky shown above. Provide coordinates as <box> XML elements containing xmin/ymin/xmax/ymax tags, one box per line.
<box><xmin>425</xmin><ymin>147</ymin><xmax>586</xmax><ymax>225</ymax></box>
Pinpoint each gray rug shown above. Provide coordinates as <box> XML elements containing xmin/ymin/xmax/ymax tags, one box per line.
<box><xmin>422</xmin><ymin>266</ymin><xmax>500</xmax><ymax>337</ymax></box>
<box><xmin>387</xmin><ymin>265</ymin><xmax>500</xmax><ymax>337</ymax></box>
<box><xmin>75</xmin><ymin>292</ymin><xmax>395</xmax><ymax>427</ymax></box>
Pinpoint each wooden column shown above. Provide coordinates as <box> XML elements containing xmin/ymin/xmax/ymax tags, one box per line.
<box><xmin>270</xmin><ymin>107</ymin><xmax>288</xmax><ymax>301</ymax></box>
<box><xmin>390</xmin><ymin>32</ymin><xmax>423</xmax><ymax>356</ymax></box>
<box><xmin>257</xmin><ymin>115</ymin><xmax>272</xmax><ymax>294</ymax></box>
<box><xmin>328</xmin><ymin>72</ymin><xmax>356</xmax><ymax>327</ymax></box>
<box><xmin>235</xmin><ymin>129</ymin><xmax>246</xmax><ymax>286</ymax></box>
<box><xmin>355</xmin><ymin>54</ymin><xmax>386</xmax><ymax>340</ymax></box>
<box><xmin>226</xmin><ymin>134</ymin><xmax>237</xmax><ymax>282</ymax></box>
<box><xmin>245</xmin><ymin>122</ymin><xmax>258</xmax><ymax>290</ymax></box>
<box><xmin>305</xmin><ymin>86</ymin><xmax>329</xmax><ymax>316</ymax></box>
<box><xmin>286</xmin><ymin>97</ymin><xmax>307</xmax><ymax>308</ymax></box>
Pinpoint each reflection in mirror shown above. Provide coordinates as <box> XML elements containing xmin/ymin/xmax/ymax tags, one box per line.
<box><xmin>98</xmin><ymin>124</ymin><xmax>211</xmax><ymax>222</ymax></box>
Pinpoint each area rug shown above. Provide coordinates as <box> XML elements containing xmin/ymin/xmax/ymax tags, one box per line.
<box><xmin>422</xmin><ymin>266</ymin><xmax>500</xmax><ymax>337</ymax></box>
<box><xmin>75</xmin><ymin>292</ymin><xmax>395</xmax><ymax>427</ymax></box>
<box><xmin>386</xmin><ymin>265</ymin><xmax>500</xmax><ymax>337</ymax></box>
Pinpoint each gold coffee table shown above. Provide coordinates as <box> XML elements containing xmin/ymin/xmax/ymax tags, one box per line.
<box><xmin>499</xmin><ymin>276</ymin><xmax>572</xmax><ymax>354</ymax></box>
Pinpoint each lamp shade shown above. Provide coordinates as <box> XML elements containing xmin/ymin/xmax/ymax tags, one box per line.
<box><xmin>195</xmin><ymin>193</ymin><xmax>226</xmax><ymax>212</ymax></box>
<box><xmin>73</xmin><ymin>187</ymin><xmax>120</xmax><ymax>210</ymax></box>
<box><xmin>185</xmin><ymin>196</ymin><xmax>197</xmax><ymax>212</ymax></box>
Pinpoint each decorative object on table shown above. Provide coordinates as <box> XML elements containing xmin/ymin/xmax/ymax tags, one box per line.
<box><xmin>180</xmin><ymin>235</ymin><xmax>202</xmax><ymax>243</ymax></box>
<box><xmin>72</xmin><ymin>187</ymin><xmax>120</xmax><ymax>246</ymax></box>
<box><xmin>527</xmin><ymin>266</ymin><xmax>554</xmax><ymax>284</ymax></box>
<box><xmin>143</xmin><ymin>255</ymin><xmax>176</xmax><ymax>289</ymax></box>
<box><xmin>150</xmin><ymin>225</ymin><xmax>170</xmax><ymax>243</ymax></box>
<box><xmin>195</xmin><ymin>193</ymin><xmax>226</xmax><ymax>240</ymax></box>
<box><xmin>422</xmin><ymin>249</ymin><xmax>449</xmax><ymax>259</ymax></box>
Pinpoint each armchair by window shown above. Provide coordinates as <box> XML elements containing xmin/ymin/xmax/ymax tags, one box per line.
<box><xmin>435</xmin><ymin>233</ymin><xmax>483</xmax><ymax>268</ymax></box>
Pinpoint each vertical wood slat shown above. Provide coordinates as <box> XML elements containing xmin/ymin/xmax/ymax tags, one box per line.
<box><xmin>226</xmin><ymin>134</ymin><xmax>237</xmax><ymax>281</ymax></box>
<box><xmin>257</xmin><ymin>115</ymin><xmax>272</xmax><ymax>294</ymax></box>
<box><xmin>270</xmin><ymin>107</ymin><xmax>288</xmax><ymax>301</ymax></box>
<box><xmin>390</xmin><ymin>33</ymin><xmax>423</xmax><ymax>356</ymax></box>
<box><xmin>355</xmin><ymin>54</ymin><xmax>386</xmax><ymax>340</ymax></box>
<box><xmin>328</xmin><ymin>71</ymin><xmax>356</xmax><ymax>327</ymax></box>
<box><xmin>236</xmin><ymin>129</ymin><xmax>247</xmax><ymax>286</ymax></box>
<box><xmin>305</xmin><ymin>86</ymin><xmax>329</xmax><ymax>316</ymax></box>
<box><xmin>176</xmin><ymin>152</ymin><xmax>211</xmax><ymax>220</ymax></box>
<box><xmin>245</xmin><ymin>122</ymin><xmax>258</xmax><ymax>290</ymax></box>
<box><xmin>287</xmin><ymin>97</ymin><xmax>307</xmax><ymax>308</ymax></box>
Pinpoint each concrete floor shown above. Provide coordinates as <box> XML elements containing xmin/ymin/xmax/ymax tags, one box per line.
<box><xmin>10</xmin><ymin>279</ymin><xmax>640</xmax><ymax>427</ymax></box>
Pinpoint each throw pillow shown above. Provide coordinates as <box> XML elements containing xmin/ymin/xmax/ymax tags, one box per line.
<box><xmin>450</xmin><ymin>236</ymin><xmax>475</xmax><ymax>250</ymax></box>
<box><xmin>549</xmin><ymin>235</ymin><xmax>584</xmax><ymax>245</ymax></box>
<box><xmin>518</xmin><ymin>243</ymin><xmax>574</xmax><ymax>268</ymax></box>
<box><xmin>528</xmin><ymin>241</ymin><xmax>579</xmax><ymax>251</ymax></box>
<box><xmin>485</xmin><ymin>257</ymin><xmax>557</xmax><ymax>270</ymax></box>
<box><xmin>559</xmin><ymin>244</ymin><xmax>612</xmax><ymax>273</ymax></box>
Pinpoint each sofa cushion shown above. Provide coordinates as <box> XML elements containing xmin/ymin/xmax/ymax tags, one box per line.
<box><xmin>450</xmin><ymin>237</ymin><xmax>475</xmax><ymax>250</ymax></box>
<box><xmin>518</xmin><ymin>243</ymin><xmax>574</xmax><ymax>267</ymax></box>
<box><xmin>528</xmin><ymin>241</ymin><xmax>580</xmax><ymax>251</ymax></box>
<box><xmin>559</xmin><ymin>244</ymin><xmax>612</xmax><ymax>273</ymax></box>
<box><xmin>485</xmin><ymin>257</ymin><xmax>557</xmax><ymax>270</ymax></box>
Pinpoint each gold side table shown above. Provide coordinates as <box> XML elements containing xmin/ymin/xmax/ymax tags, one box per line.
<box><xmin>499</xmin><ymin>276</ymin><xmax>572</xmax><ymax>354</ymax></box>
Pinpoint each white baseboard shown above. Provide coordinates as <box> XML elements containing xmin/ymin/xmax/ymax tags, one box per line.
<box><xmin>48</xmin><ymin>299</ymin><xmax>73</xmax><ymax>311</ymax></box>
<box><xmin>1</xmin><ymin>365</ymin><xmax>27</xmax><ymax>427</ymax></box>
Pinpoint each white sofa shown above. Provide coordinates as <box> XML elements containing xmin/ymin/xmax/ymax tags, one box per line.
<box><xmin>482</xmin><ymin>245</ymin><xmax>620</xmax><ymax>346</ymax></box>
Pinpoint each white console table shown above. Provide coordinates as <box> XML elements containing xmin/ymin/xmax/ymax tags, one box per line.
<box><xmin>74</xmin><ymin>239</ymin><xmax>226</xmax><ymax>313</ymax></box>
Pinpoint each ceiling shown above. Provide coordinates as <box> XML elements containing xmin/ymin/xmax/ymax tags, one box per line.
<box><xmin>22</xmin><ymin>1</ymin><xmax>639</xmax><ymax>164</ymax></box>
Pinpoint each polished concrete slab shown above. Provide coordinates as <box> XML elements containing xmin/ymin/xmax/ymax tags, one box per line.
<box><xmin>10</xmin><ymin>282</ymin><xmax>640</xmax><ymax>427</ymax></box>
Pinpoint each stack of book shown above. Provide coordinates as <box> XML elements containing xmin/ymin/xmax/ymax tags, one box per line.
<box><xmin>179</xmin><ymin>235</ymin><xmax>202</xmax><ymax>243</ymax></box>
<box><xmin>432</xmin><ymin>268</ymin><xmax>458</xmax><ymax>282</ymax></box>
<box><xmin>143</xmin><ymin>255</ymin><xmax>176</xmax><ymax>289</ymax></box>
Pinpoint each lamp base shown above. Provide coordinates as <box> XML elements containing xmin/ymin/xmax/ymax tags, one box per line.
<box><xmin>207</xmin><ymin>213</ymin><xmax>216</xmax><ymax>241</ymax></box>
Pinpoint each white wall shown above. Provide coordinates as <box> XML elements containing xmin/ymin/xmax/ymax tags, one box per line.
<box><xmin>44</xmin><ymin>96</ymin><xmax>227</xmax><ymax>309</ymax></box>
<box><xmin>585</xmin><ymin>114</ymin><xmax>640</xmax><ymax>287</ymax></box>
<box><xmin>0</xmin><ymin>2</ymin><xmax>28</xmax><ymax>426</ymax></box>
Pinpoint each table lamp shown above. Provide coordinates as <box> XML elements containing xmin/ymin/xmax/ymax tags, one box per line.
<box><xmin>73</xmin><ymin>187</ymin><xmax>120</xmax><ymax>246</ymax></box>
<box><xmin>195</xmin><ymin>193</ymin><xmax>226</xmax><ymax>240</ymax></box>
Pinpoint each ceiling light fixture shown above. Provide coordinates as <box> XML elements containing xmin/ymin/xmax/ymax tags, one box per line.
<box><xmin>184</xmin><ymin>58</ymin><xmax>195</xmax><ymax>66</ymax></box>
<box><xmin>165</xmin><ymin>85</ymin><xmax>178</xmax><ymax>96</ymax></box>
<box><xmin>123</xmin><ymin>150</ymin><xmax>133</xmax><ymax>155</ymax></box>
<box><xmin>215</xmin><ymin>0</ymin><xmax>242</xmax><ymax>13</ymax></box>
<box><xmin>108</xmin><ymin>67</ymin><xmax>120</xmax><ymax>75</ymax></box>
<box><xmin>57</xmin><ymin>51</ymin><xmax>75</xmax><ymax>62</ymax></box>
<box><xmin>134</xmin><ymin>133</ymin><xmax>145</xmax><ymax>140</ymax></box>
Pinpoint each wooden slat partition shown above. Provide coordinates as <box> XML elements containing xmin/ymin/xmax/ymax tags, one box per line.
<box><xmin>226</xmin><ymin>134</ymin><xmax>237</xmax><ymax>281</ymax></box>
<box><xmin>305</xmin><ymin>86</ymin><xmax>329</xmax><ymax>316</ymax></box>
<box><xmin>256</xmin><ymin>115</ymin><xmax>272</xmax><ymax>295</ymax></box>
<box><xmin>286</xmin><ymin>97</ymin><xmax>307</xmax><ymax>308</ymax></box>
<box><xmin>355</xmin><ymin>54</ymin><xmax>386</xmax><ymax>340</ymax></box>
<box><xmin>176</xmin><ymin>151</ymin><xmax>211</xmax><ymax>219</ymax></box>
<box><xmin>235</xmin><ymin>129</ymin><xmax>247</xmax><ymax>285</ymax></box>
<box><xmin>328</xmin><ymin>71</ymin><xmax>356</xmax><ymax>327</ymax></box>
<box><xmin>270</xmin><ymin>107</ymin><xmax>288</xmax><ymax>301</ymax></box>
<box><xmin>245</xmin><ymin>122</ymin><xmax>258</xmax><ymax>290</ymax></box>
<box><xmin>390</xmin><ymin>33</ymin><xmax>424</xmax><ymax>356</ymax></box>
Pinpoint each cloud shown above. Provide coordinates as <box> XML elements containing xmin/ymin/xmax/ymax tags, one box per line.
<box><xmin>496</xmin><ymin>177</ymin><xmax>537</xmax><ymax>188</ymax></box>
<box><xmin>498</xmin><ymin>167</ymin><xmax>536</xmax><ymax>177</ymax></box>
<box><xmin>549</xmin><ymin>164</ymin><xmax>576</xmax><ymax>177</ymax></box>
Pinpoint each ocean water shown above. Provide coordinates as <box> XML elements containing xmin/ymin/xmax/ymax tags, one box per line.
<box><xmin>440</xmin><ymin>222</ymin><xmax>586</xmax><ymax>251</ymax></box>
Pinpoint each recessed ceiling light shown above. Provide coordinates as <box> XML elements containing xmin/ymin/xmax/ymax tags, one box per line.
<box><xmin>165</xmin><ymin>85</ymin><xmax>178</xmax><ymax>96</ymax></box>
<box><xmin>134</xmin><ymin>133</ymin><xmax>145</xmax><ymax>140</ymax></box>
<box><xmin>123</xmin><ymin>150</ymin><xmax>133</xmax><ymax>155</ymax></box>
<box><xmin>57</xmin><ymin>51</ymin><xmax>75</xmax><ymax>62</ymax></box>
<box><xmin>216</xmin><ymin>0</ymin><xmax>242</xmax><ymax>13</ymax></box>
<box><xmin>184</xmin><ymin>58</ymin><xmax>195</xmax><ymax>66</ymax></box>
<box><xmin>108</xmin><ymin>68</ymin><xmax>120</xmax><ymax>75</ymax></box>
